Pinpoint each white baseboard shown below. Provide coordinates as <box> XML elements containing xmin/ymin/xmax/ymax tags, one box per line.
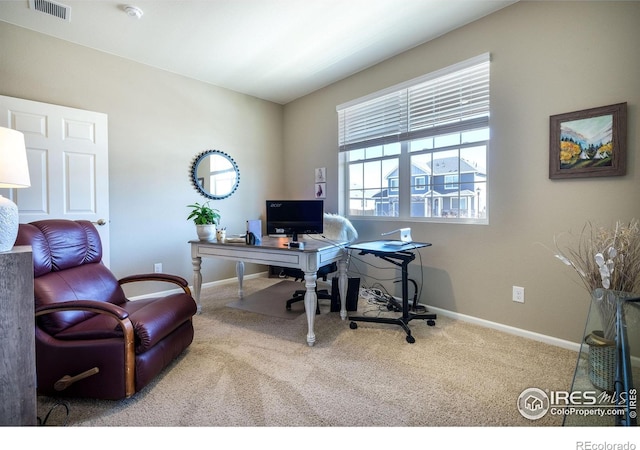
<box><xmin>198</xmin><ymin>271</ymin><xmax>270</xmax><ymax>291</ymax></box>
<box><xmin>133</xmin><ymin>276</ymin><xmax>640</xmax><ymax>366</ymax></box>
<box><xmin>128</xmin><ymin>271</ymin><xmax>270</xmax><ymax>301</ymax></box>
<box><xmin>421</xmin><ymin>303</ymin><xmax>581</xmax><ymax>352</ymax></box>
<box><xmin>136</xmin><ymin>276</ymin><xmax>580</xmax><ymax>351</ymax></box>
<box><xmin>422</xmin><ymin>304</ymin><xmax>640</xmax><ymax>368</ymax></box>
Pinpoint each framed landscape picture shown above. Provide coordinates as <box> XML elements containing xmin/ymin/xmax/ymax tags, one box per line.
<box><xmin>549</xmin><ymin>102</ymin><xmax>627</xmax><ymax>179</ymax></box>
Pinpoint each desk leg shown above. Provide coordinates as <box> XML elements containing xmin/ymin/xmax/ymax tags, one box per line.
<box><xmin>192</xmin><ymin>256</ymin><xmax>203</xmax><ymax>314</ymax></box>
<box><xmin>303</xmin><ymin>271</ymin><xmax>318</xmax><ymax>347</ymax></box>
<box><xmin>337</xmin><ymin>258</ymin><xmax>348</xmax><ymax>320</ymax></box>
<box><xmin>236</xmin><ymin>261</ymin><xmax>245</xmax><ymax>297</ymax></box>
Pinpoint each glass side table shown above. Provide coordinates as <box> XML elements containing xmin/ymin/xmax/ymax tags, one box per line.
<box><xmin>564</xmin><ymin>290</ymin><xmax>639</xmax><ymax>426</ymax></box>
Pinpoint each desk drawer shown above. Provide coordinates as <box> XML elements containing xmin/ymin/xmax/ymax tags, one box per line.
<box><xmin>197</xmin><ymin>245</ymin><xmax>303</xmax><ymax>266</ymax></box>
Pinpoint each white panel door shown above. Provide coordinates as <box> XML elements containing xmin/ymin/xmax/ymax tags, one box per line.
<box><xmin>0</xmin><ymin>95</ymin><xmax>110</xmax><ymax>266</ymax></box>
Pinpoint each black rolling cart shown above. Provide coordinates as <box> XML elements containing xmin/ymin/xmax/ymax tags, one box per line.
<box><xmin>347</xmin><ymin>240</ymin><xmax>436</xmax><ymax>343</ymax></box>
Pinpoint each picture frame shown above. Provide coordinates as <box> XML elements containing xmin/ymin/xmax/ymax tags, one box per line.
<box><xmin>549</xmin><ymin>102</ymin><xmax>627</xmax><ymax>179</ymax></box>
<box><xmin>314</xmin><ymin>168</ymin><xmax>326</xmax><ymax>198</ymax></box>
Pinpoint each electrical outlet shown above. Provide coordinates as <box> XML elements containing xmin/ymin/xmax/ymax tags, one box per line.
<box><xmin>154</xmin><ymin>263</ymin><xmax>162</xmax><ymax>273</ymax></box>
<box><xmin>512</xmin><ymin>286</ymin><xmax>525</xmax><ymax>303</ymax></box>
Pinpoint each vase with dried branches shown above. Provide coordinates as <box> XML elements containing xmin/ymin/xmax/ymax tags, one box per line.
<box><xmin>555</xmin><ymin>220</ymin><xmax>640</xmax><ymax>391</ymax></box>
<box><xmin>555</xmin><ymin>219</ymin><xmax>640</xmax><ymax>341</ymax></box>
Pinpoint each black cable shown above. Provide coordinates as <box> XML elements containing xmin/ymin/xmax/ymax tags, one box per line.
<box><xmin>347</xmin><ymin>252</ymin><xmax>403</xmax><ymax>280</ymax></box>
<box><xmin>348</xmin><ymin>243</ymin><xmax>429</xmax><ymax>315</ymax></box>
<box><xmin>38</xmin><ymin>400</ymin><xmax>70</xmax><ymax>426</ymax></box>
<box><xmin>308</xmin><ymin>237</ymin><xmax>429</xmax><ymax>318</ymax></box>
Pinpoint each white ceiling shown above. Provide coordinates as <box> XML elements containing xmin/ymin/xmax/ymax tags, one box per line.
<box><xmin>0</xmin><ymin>0</ymin><xmax>517</xmax><ymax>104</ymax></box>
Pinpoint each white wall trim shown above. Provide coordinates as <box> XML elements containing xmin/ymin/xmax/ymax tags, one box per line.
<box><xmin>197</xmin><ymin>271</ymin><xmax>270</xmax><ymax>292</ymax></box>
<box><xmin>422</xmin><ymin>304</ymin><xmax>581</xmax><ymax>352</ymax></box>
<box><xmin>132</xmin><ymin>282</ymin><xmax>640</xmax><ymax>369</ymax></box>
<box><xmin>128</xmin><ymin>271</ymin><xmax>269</xmax><ymax>301</ymax></box>
<box><xmin>133</xmin><ymin>275</ymin><xmax>580</xmax><ymax>351</ymax></box>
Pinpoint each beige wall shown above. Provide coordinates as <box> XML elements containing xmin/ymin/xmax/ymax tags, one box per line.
<box><xmin>0</xmin><ymin>21</ymin><xmax>285</xmax><ymax>294</ymax></box>
<box><xmin>283</xmin><ymin>1</ymin><xmax>640</xmax><ymax>342</ymax></box>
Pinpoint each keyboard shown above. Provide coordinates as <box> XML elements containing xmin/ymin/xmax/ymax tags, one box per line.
<box><xmin>383</xmin><ymin>240</ymin><xmax>409</xmax><ymax>247</ymax></box>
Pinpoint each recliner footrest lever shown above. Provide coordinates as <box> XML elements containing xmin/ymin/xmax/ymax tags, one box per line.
<box><xmin>54</xmin><ymin>367</ymin><xmax>100</xmax><ymax>391</ymax></box>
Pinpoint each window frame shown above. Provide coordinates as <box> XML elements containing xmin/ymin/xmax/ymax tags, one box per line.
<box><xmin>414</xmin><ymin>175</ymin><xmax>426</xmax><ymax>191</ymax></box>
<box><xmin>337</xmin><ymin>53</ymin><xmax>490</xmax><ymax>225</ymax></box>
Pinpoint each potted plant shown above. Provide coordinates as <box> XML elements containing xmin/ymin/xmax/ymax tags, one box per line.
<box><xmin>187</xmin><ymin>201</ymin><xmax>221</xmax><ymax>241</ymax></box>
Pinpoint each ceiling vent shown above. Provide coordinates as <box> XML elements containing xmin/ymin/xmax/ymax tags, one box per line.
<box><xmin>29</xmin><ymin>0</ymin><xmax>71</xmax><ymax>22</ymax></box>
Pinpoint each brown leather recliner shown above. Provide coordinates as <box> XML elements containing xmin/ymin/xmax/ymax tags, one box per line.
<box><xmin>16</xmin><ymin>219</ymin><xmax>197</xmax><ymax>400</ymax></box>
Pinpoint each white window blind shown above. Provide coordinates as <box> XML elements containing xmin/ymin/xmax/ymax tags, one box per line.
<box><xmin>338</xmin><ymin>90</ymin><xmax>407</xmax><ymax>150</ymax></box>
<box><xmin>337</xmin><ymin>53</ymin><xmax>490</xmax><ymax>151</ymax></box>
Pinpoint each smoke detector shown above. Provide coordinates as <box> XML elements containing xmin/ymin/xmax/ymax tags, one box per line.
<box><xmin>123</xmin><ymin>5</ymin><xmax>144</xmax><ymax>19</ymax></box>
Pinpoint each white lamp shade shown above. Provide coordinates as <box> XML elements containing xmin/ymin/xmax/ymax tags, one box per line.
<box><xmin>0</xmin><ymin>127</ymin><xmax>31</xmax><ymax>188</ymax></box>
<box><xmin>0</xmin><ymin>126</ymin><xmax>30</xmax><ymax>251</ymax></box>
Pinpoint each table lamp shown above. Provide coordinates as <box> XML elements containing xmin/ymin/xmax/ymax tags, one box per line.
<box><xmin>0</xmin><ymin>127</ymin><xmax>31</xmax><ymax>252</ymax></box>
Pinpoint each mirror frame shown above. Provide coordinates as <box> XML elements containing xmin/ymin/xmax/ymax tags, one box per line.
<box><xmin>190</xmin><ymin>149</ymin><xmax>240</xmax><ymax>200</ymax></box>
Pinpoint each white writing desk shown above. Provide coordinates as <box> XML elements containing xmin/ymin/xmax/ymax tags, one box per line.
<box><xmin>190</xmin><ymin>236</ymin><xmax>349</xmax><ymax>346</ymax></box>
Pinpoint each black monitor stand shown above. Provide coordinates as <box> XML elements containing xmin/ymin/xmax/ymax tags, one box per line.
<box><xmin>288</xmin><ymin>231</ymin><xmax>303</xmax><ymax>248</ymax></box>
<box><xmin>347</xmin><ymin>240</ymin><xmax>436</xmax><ymax>344</ymax></box>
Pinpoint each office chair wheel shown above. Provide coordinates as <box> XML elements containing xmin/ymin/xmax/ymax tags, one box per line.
<box><xmin>406</xmin><ymin>335</ymin><xmax>415</xmax><ymax>344</ymax></box>
<box><xmin>349</xmin><ymin>321</ymin><xmax>358</xmax><ymax>329</ymax></box>
<box><xmin>426</xmin><ymin>319</ymin><xmax>436</xmax><ymax>326</ymax></box>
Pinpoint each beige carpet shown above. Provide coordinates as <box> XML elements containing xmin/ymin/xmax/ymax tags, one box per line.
<box><xmin>226</xmin><ymin>280</ymin><xmax>307</xmax><ymax>319</ymax></box>
<box><xmin>36</xmin><ymin>277</ymin><xmax>577</xmax><ymax>427</ymax></box>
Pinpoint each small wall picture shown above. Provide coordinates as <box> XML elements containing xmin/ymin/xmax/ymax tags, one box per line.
<box><xmin>314</xmin><ymin>168</ymin><xmax>326</xmax><ymax>198</ymax></box>
<box><xmin>549</xmin><ymin>102</ymin><xmax>627</xmax><ymax>179</ymax></box>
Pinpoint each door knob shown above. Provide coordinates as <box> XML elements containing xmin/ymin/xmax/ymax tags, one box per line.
<box><xmin>93</xmin><ymin>219</ymin><xmax>107</xmax><ymax>226</ymax></box>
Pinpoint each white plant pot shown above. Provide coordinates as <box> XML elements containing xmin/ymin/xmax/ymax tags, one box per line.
<box><xmin>196</xmin><ymin>224</ymin><xmax>216</xmax><ymax>241</ymax></box>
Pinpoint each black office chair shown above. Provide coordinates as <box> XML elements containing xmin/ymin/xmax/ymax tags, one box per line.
<box><xmin>284</xmin><ymin>213</ymin><xmax>358</xmax><ymax>314</ymax></box>
<box><xmin>284</xmin><ymin>263</ymin><xmax>337</xmax><ymax>314</ymax></box>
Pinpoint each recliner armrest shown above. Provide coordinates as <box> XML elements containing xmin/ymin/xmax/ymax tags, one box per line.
<box><xmin>118</xmin><ymin>273</ymin><xmax>192</xmax><ymax>295</ymax></box>
<box><xmin>36</xmin><ymin>298</ymin><xmax>136</xmax><ymax>397</ymax></box>
<box><xmin>36</xmin><ymin>299</ymin><xmax>129</xmax><ymax>320</ymax></box>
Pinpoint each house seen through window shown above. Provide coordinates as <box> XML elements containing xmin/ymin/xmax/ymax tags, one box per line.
<box><xmin>337</xmin><ymin>53</ymin><xmax>490</xmax><ymax>224</ymax></box>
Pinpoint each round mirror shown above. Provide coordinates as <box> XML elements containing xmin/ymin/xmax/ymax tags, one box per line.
<box><xmin>190</xmin><ymin>150</ymin><xmax>240</xmax><ymax>200</ymax></box>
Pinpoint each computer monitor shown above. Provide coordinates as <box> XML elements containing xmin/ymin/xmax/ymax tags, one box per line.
<box><xmin>266</xmin><ymin>200</ymin><xmax>324</xmax><ymax>241</ymax></box>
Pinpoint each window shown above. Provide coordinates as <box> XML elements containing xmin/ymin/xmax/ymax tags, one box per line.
<box><xmin>444</xmin><ymin>174</ymin><xmax>459</xmax><ymax>190</ymax></box>
<box><xmin>337</xmin><ymin>54</ymin><xmax>490</xmax><ymax>224</ymax></box>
